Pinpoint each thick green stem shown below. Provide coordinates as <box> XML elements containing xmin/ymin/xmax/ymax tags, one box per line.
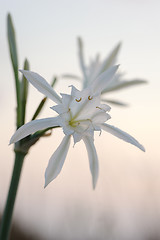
<box><xmin>0</xmin><ymin>151</ymin><xmax>26</xmax><ymax>240</ymax></box>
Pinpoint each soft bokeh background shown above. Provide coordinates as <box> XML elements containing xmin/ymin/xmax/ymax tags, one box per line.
<box><xmin>0</xmin><ymin>0</ymin><xmax>160</xmax><ymax>239</ymax></box>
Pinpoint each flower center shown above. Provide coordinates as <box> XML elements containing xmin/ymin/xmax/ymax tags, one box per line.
<box><xmin>69</xmin><ymin>118</ymin><xmax>91</xmax><ymax>128</ymax></box>
<box><xmin>70</xmin><ymin>95</ymin><xmax>94</xmax><ymax>122</ymax></box>
<box><xmin>69</xmin><ymin>119</ymin><xmax>80</xmax><ymax>127</ymax></box>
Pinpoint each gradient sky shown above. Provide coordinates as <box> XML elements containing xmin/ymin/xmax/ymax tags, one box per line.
<box><xmin>0</xmin><ymin>1</ymin><xmax>160</xmax><ymax>239</ymax></box>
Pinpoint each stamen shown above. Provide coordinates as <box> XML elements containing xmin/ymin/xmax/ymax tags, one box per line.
<box><xmin>75</xmin><ymin>97</ymin><xmax>82</xmax><ymax>102</ymax></box>
<box><xmin>68</xmin><ymin>108</ymin><xmax>73</xmax><ymax>119</ymax></box>
<box><xmin>88</xmin><ymin>96</ymin><xmax>93</xmax><ymax>100</ymax></box>
<box><xmin>96</xmin><ymin>106</ymin><xmax>102</xmax><ymax>110</ymax></box>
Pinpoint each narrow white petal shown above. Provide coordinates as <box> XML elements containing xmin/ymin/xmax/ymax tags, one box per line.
<box><xmin>71</xmin><ymin>85</ymin><xmax>81</xmax><ymax>98</ymax></box>
<box><xmin>101</xmin><ymin>123</ymin><xmax>145</xmax><ymax>152</ymax></box>
<box><xmin>83</xmin><ymin>136</ymin><xmax>99</xmax><ymax>189</ymax></box>
<box><xmin>73</xmin><ymin>132</ymin><xmax>83</xmax><ymax>144</ymax></box>
<box><xmin>10</xmin><ymin>117</ymin><xmax>60</xmax><ymax>144</ymax></box>
<box><xmin>61</xmin><ymin>74</ymin><xmax>81</xmax><ymax>80</ymax></box>
<box><xmin>92</xmin><ymin>112</ymin><xmax>111</xmax><ymax>124</ymax></box>
<box><xmin>44</xmin><ymin>135</ymin><xmax>71</xmax><ymax>187</ymax></box>
<box><xmin>62</xmin><ymin>125</ymin><xmax>74</xmax><ymax>136</ymax></box>
<box><xmin>99</xmin><ymin>104</ymin><xmax>111</xmax><ymax>112</ymax></box>
<box><xmin>103</xmin><ymin>78</ymin><xmax>147</xmax><ymax>93</ymax></box>
<box><xmin>77</xmin><ymin>37</ymin><xmax>88</xmax><ymax>82</ymax></box>
<box><xmin>91</xmin><ymin>65</ymin><xmax>119</xmax><ymax>94</ymax></box>
<box><xmin>20</xmin><ymin>70</ymin><xmax>61</xmax><ymax>104</ymax></box>
<box><xmin>51</xmin><ymin>104</ymin><xmax>65</xmax><ymax>114</ymax></box>
<box><xmin>61</xmin><ymin>93</ymin><xmax>72</xmax><ymax>108</ymax></box>
<box><xmin>101</xmin><ymin>98</ymin><xmax>128</xmax><ymax>107</ymax></box>
<box><xmin>87</xmin><ymin>54</ymin><xmax>101</xmax><ymax>83</ymax></box>
<box><xmin>98</xmin><ymin>42</ymin><xmax>121</xmax><ymax>74</ymax></box>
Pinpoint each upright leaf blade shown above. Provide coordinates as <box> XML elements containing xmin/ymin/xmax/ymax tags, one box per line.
<box><xmin>21</xmin><ymin>59</ymin><xmax>30</xmax><ymax>124</ymax></box>
<box><xmin>7</xmin><ymin>13</ymin><xmax>18</xmax><ymax>77</ymax></box>
<box><xmin>7</xmin><ymin>13</ymin><xmax>21</xmax><ymax>128</ymax></box>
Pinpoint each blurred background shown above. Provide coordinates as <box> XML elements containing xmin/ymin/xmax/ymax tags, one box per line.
<box><xmin>0</xmin><ymin>0</ymin><xmax>160</xmax><ymax>239</ymax></box>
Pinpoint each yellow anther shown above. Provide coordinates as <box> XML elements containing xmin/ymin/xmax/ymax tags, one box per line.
<box><xmin>96</xmin><ymin>106</ymin><xmax>102</xmax><ymax>110</ymax></box>
<box><xmin>75</xmin><ymin>97</ymin><xmax>82</xmax><ymax>102</ymax></box>
<box><xmin>88</xmin><ymin>96</ymin><xmax>93</xmax><ymax>100</ymax></box>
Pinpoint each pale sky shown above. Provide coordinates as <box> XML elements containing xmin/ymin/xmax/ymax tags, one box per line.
<box><xmin>0</xmin><ymin>1</ymin><xmax>160</xmax><ymax>239</ymax></box>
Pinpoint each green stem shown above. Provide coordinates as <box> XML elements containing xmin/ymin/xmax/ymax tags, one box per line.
<box><xmin>0</xmin><ymin>151</ymin><xmax>26</xmax><ymax>240</ymax></box>
<box><xmin>15</xmin><ymin>71</ymin><xmax>22</xmax><ymax>128</ymax></box>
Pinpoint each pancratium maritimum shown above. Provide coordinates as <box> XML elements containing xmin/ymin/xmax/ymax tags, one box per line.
<box><xmin>10</xmin><ymin>66</ymin><xmax>145</xmax><ymax>189</ymax></box>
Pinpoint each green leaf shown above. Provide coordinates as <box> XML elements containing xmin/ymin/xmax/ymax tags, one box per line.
<box><xmin>7</xmin><ymin>13</ymin><xmax>18</xmax><ymax>78</ymax></box>
<box><xmin>7</xmin><ymin>13</ymin><xmax>22</xmax><ymax>128</ymax></box>
<box><xmin>31</xmin><ymin>126</ymin><xmax>59</xmax><ymax>139</ymax></box>
<box><xmin>31</xmin><ymin>97</ymin><xmax>47</xmax><ymax>121</ymax></box>
<box><xmin>31</xmin><ymin>76</ymin><xmax>57</xmax><ymax>120</ymax></box>
<box><xmin>51</xmin><ymin>76</ymin><xmax>57</xmax><ymax>88</ymax></box>
<box><xmin>102</xmin><ymin>79</ymin><xmax>147</xmax><ymax>93</ymax></box>
<box><xmin>21</xmin><ymin>59</ymin><xmax>30</xmax><ymax>124</ymax></box>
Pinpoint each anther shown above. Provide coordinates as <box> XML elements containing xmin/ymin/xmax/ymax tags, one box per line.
<box><xmin>75</xmin><ymin>97</ymin><xmax>82</xmax><ymax>102</ymax></box>
<box><xmin>88</xmin><ymin>96</ymin><xmax>93</xmax><ymax>100</ymax></box>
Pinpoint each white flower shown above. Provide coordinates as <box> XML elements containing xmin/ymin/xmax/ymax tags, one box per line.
<box><xmin>10</xmin><ymin>68</ymin><xmax>145</xmax><ymax>189</ymax></box>
<box><xmin>78</xmin><ymin>37</ymin><xmax>121</xmax><ymax>89</ymax></box>
<box><xmin>63</xmin><ymin>37</ymin><xmax>147</xmax><ymax>106</ymax></box>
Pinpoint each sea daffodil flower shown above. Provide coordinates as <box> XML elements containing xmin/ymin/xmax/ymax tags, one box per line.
<box><xmin>10</xmin><ymin>67</ymin><xmax>145</xmax><ymax>189</ymax></box>
<box><xmin>63</xmin><ymin>37</ymin><xmax>147</xmax><ymax>106</ymax></box>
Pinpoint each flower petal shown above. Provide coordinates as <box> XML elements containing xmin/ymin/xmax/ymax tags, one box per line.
<box><xmin>92</xmin><ymin>112</ymin><xmax>111</xmax><ymax>124</ymax></box>
<box><xmin>101</xmin><ymin>123</ymin><xmax>145</xmax><ymax>152</ymax></box>
<box><xmin>91</xmin><ymin>65</ymin><xmax>119</xmax><ymax>94</ymax></box>
<box><xmin>10</xmin><ymin>117</ymin><xmax>60</xmax><ymax>144</ymax></box>
<box><xmin>77</xmin><ymin>37</ymin><xmax>88</xmax><ymax>82</ymax></box>
<box><xmin>87</xmin><ymin>54</ymin><xmax>101</xmax><ymax>84</ymax></box>
<box><xmin>61</xmin><ymin>74</ymin><xmax>81</xmax><ymax>80</ymax></box>
<box><xmin>83</xmin><ymin>136</ymin><xmax>99</xmax><ymax>189</ymax></box>
<box><xmin>102</xmin><ymin>78</ymin><xmax>147</xmax><ymax>93</ymax></box>
<box><xmin>98</xmin><ymin>42</ymin><xmax>121</xmax><ymax>74</ymax></box>
<box><xmin>101</xmin><ymin>98</ymin><xmax>128</xmax><ymax>107</ymax></box>
<box><xmin>20</xmin><ymin>70</ymin><xmax>61</xmax><ymax>104</ymax></box>
<box><xmin>61</xmin><ymin>93</ymin><xmax>72</xmax><ymax>108</ymax></box>
<box><xmin>99</xmin><ymin>104</ymin><xmax>111</xmax><ymax>112</ymax></box>
<box><xmin>44</xmin><ymin>135</ymin><xmax>71</xmax><ymax>187</ymax></box>
<box><xmin>51</xmin><ymin>104</ymin><xmax>65</xmax><ymax>114</ymax></box>
<box><xmin>70</xmin><ymin>87</ymin><xmax>101</xmax><ymax>121</ymax></box>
